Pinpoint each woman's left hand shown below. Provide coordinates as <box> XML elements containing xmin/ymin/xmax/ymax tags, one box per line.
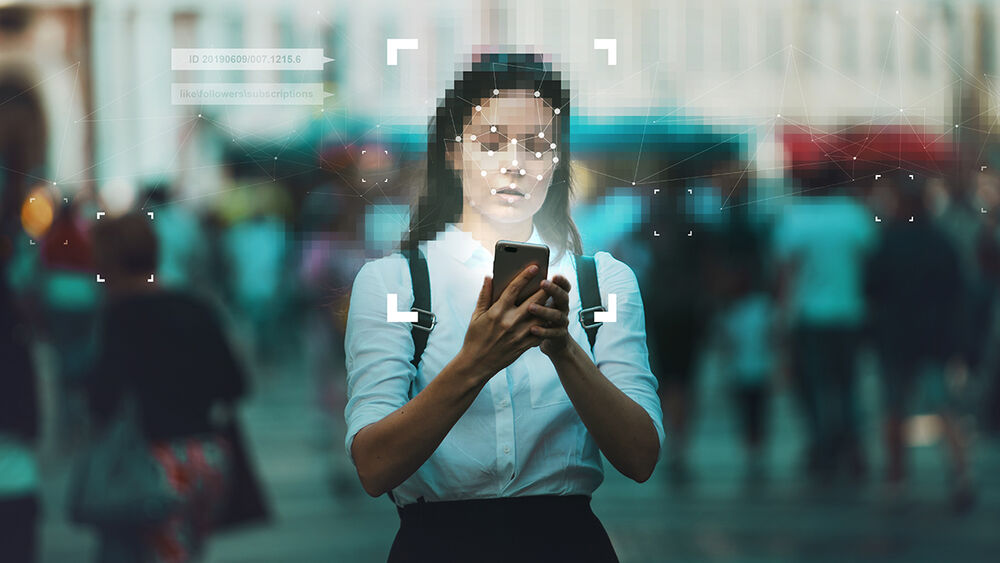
<box><xmin>528</xmin><ymin>275</ymin><xmax>573</xmax><ymax>357</ymax></box>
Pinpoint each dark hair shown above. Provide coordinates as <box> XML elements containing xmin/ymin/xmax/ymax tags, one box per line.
<box><xmin>405</xmin><ymin>52</ymin><xmax>582</xmax><ymax>255</ymax></box>
<box><xmin>0</xmin><ymin>65</ymin><xmax>47</xmax><ymax>248</ymax></box>
<box><xmin>91</xmin><ymin>212</ymin><xmax>159</xmax><ymax>278</ymax></box>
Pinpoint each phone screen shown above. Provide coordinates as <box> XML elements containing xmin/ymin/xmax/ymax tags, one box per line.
<box><xmin>492</xmin><ymin>241</ymin><xmax>550</xmax><ymax>305</ymax></box>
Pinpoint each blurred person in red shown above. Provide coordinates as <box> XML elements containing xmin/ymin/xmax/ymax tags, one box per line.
<box><xmin>85</xmin><ymin>212</ymin><xmax>247</xmax><ymax>562</ymax></box>
<box><xmin>865</xmin><ymin>172</ymin><xmax>973</xmax><ymax>512</ymax></box>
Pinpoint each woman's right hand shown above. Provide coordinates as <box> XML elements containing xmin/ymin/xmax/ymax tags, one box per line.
<box><xmin>458</xmin><ymin>264</ymin><xmax>548</xmax><ymax>382</ymax></box>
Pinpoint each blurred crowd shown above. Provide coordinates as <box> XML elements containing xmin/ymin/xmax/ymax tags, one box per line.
<box><xmin>3</xmin><ymin>8</ymin><xmax>1000</xmax><ymax>562</ymax></box>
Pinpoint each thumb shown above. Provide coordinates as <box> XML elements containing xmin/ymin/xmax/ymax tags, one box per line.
<box><xmin>474</xmin><ymin>276</ymin><xmax>493</xmax><ymax>314</ymax></box>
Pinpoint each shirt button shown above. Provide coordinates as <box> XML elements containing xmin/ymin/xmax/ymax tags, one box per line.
<box><xmin>503</xmin><ymin>446</ymin><xmax>510</xmax><ymax>454</ymax></box>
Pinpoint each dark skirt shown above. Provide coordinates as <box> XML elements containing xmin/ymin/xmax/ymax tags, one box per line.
<box><xmin>388</xmin><ymin>495</ymin><xmax>619</xmax><ymax>563</ymax></box>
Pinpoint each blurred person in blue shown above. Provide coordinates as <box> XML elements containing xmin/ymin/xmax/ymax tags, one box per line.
<box><xmin>222</xmin><ymin>192</ymin><xmax>293</xmax><ymax>373</ymax></box>
<box><xmin>142</xmin><ymin>185</ymin><xmax>209</xmax><ymax>291</ymax></box>
<box><xmin>0</xmin><ymin>64</ymin><xmax>44</xmax><ymax>563</ymax></box>
<box><xmin>864</xmin><ymin>172</ymin><xmax>974</xmax><ymax>512</ymax></box>
<box><xmin>773</xmin><ymin>176</ymin><xmax>877</xmax><ymax>482</ymax></box>
<box><xmin>344</xmin><ymin>53</ymin><xmax>663</xmax><ymax>562</ymax></box>
<box><xmin>85</xmin><ymin>212</ymin><xmax>247</xmax><ymax>562</ymax></box>
<box><xmin>717</xmin><ymin>243</ymin><xmax>777</xmax><ymax>485</ymax></box>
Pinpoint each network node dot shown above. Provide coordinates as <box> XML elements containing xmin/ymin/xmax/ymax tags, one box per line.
<box><xmin>550</xmin><ymin>143</ymin><xmax>556</xmax><ymax>149</ymax></box>
<box><xmin>455</xmin><ymin>136</ymin><xmax>462</xmax><ymax>142</ymax></box>
<box><xmin>493</xmin><ymin>89</ymin><xmax>499</xmax><ymax>95</ymax></box>
<box><xmin>470</xmin><ymin>135</ymin><xmax>477</xmax><ymax>141</ymax></box>
<box><xmin>509</xmin><ymin>183</ymin><xmax>517</xmax><ymax>189</ymax></box>
<box><xmin>491</xmin><ymin>126</ymin><xmax>497</xmax><ymax>132</ymax></box>
<box><xmin>536</xmin><ymin>174</ymin><xmax>543</xmax><ymax>180</ymax></box>
<box><xmin>481</xmin><ymin>170</ymin><xmax>488</xmax><ymax>177</ymax></box>
<box><xmin>538</xmin><ymin>132</ymin><xmax>545</xmax><ymax>138</ymax></box>
<box><xmin>534</xmin><ymin>91</ymin><xmax>540</xmax><ymax>97</ymax></box>
<box><xmin>510</xmin><ymin>138</ymin><xmax>517</xmax><ymax>145</ymax></box>
<box><xmin>524</xmin><ymin>193</ymin><xmax>531</xmax><ymax>199</ymax></box>
<box><xmin>535</xmin><ymin>152</ymin><xmax>542</xmax><ymax>158</ymax></box>
<box><xmin>552</xmin><ymin>157</ymin><xmax>559</xmax><ymax>163</ymax></box>
<box><xmin>553</xmin><ymin>108</ymin><xmax>560</xmax><ymax>114</ymax></box>
<box><xmin>501</xmin><ymin>167</ymin><xmax>507</xmax><ymax>174</ymax></box>
<box><xmin>512</xmin><ymin>159</ymin><xmax>518</xmax><ymax>166</ymax></box>
<box><xmin>491</xmin><ymin>188</ymin><xmax>497</xmax><ymax>195</ymax></box>
<box><xmin>475</xmin><ymin>105</ymin><xmax>482</xmax><ymax>112</ymax></box>
<box><xmin>488</xmin><ymin>150</ymin><xmax>494</xmax><ymax>156</ymax></box>
<box><xmin>519</xmin><ymin>169</ymin><xmax>526</xmax><ymax>175</ymax></box>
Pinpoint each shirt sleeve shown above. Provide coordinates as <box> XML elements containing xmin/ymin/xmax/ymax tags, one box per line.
<box><xmin>592</xmin><ymin>252</ymin><xmax>667</xmax><ymax>457</ymax></box>
<box><xmin>343</xmin><ymin>256</ymin><xmax>417</xmax><ymax>463</ymax></box>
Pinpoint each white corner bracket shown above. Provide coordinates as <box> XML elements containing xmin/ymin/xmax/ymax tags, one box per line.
<box><xmin>386</xmin><ymin>293</ymin><xmax>418</xmax><ymax>323</ymax></box>
<box><xmin>387</xmin><ymin>39</ymin><xmax>418</xmax><ymax>66</ymax></box>
<box><xmin>594</xmin><ymin>39</ymin><xmax>617</xmax><ymax>65</ymax></box>
<box><xmin>594</xmin><ymin>294</ymin><xmax>617</xmax><ymax>323</ymax></box>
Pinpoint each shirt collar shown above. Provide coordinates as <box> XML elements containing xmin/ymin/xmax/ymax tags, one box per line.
<box><xmin>429</xmin><ymin>223</ymin><xmax>546</xmax><ymax>265</ymax></box>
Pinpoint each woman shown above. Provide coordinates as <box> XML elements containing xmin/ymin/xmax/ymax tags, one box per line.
<box><xmin>345</xmin><ymin>53</ymin><xmax>664</xmax><ymax>562</ymax></box>
<box><xmin>87</xmin><ymin>213</ymin><xmax>246</xmax><ymax>562</ymax></box>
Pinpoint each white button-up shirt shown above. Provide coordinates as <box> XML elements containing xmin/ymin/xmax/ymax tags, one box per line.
<box><xmin>345</xmin><ymin>224</ymin><xmax>664</xmax><ymax>506</ymax></box>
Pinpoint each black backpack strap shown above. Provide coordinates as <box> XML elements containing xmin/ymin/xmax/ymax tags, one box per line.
<box><xmin>573</xmin><ymin>254</ymin><xmax>604</xmax><ymax>352</ymax></box>
<box><xmin>403</xmin><ymin>248</ymin><xmax>436</xmax><ymax>368</ymax></box>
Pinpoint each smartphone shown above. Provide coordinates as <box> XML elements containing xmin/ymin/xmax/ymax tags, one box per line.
<box><xmin>492</xmin><ymin>240</ymin><xmax>550</xmax><ymax>305</ymax></box>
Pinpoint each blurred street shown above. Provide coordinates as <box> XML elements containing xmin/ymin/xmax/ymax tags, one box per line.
<box><xmin>37</xmin><ymin>350</ymin><xmax>1000</xmax><ymax>563</ymax></box>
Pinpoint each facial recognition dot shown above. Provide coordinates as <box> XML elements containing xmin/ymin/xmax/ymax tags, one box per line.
<box><xmin>510</xmin><ymin>138</ymin><xmax>517</xmax><ymax>145</ymax></box>
<box><xmin>552</xmin><ymin>157</ymin><xmax>559</xmax><ymax>163</ymax></box>
<box><xmin>493</xmin><ymin>89</ymin><xmax>499</xmax><ymax>95</ymax></box>
<box><xmin>481</xmin><ymin>170</ymin><xmax>487</xmax><ymax>177</ymax></box>
<box><xmin>553</xmin><ymin>108</ymin><xmax>560</xmax><ymax>115</ymax></box>
<box><xmin>198</xmin><ymin>113</ymin><xmax>202</xmax><ymax>118</ymax></box>
<box><xmin>536</xmin><ymin>174</ymin><xmax>543</xmax><ymax>180</ymax></box>
<box><xmin>491</xmin><ymin>188</ymin><xmax>497</xmax><ymax>195</ymax></box>
<box><xmin>510</xmin><ymin>183</ymin><xmax>517</xmax><ymax>189</ymax></box>
<box><xmin>535</xmin><ymin>152</ymin><xmax>542</xmax><ymax>158</ymax></box>
<box><xmin>274</xmin><ymin>156</ymin><xmax>278</xmax><ymax>160</ymax></box>
<box><xmin>512</xmin><ymin>159</ymin><xmax>518</xmax><ymax>166</ymax></box>
<box><xmin>470</xmin><ymin>134</ymin><xmax>477</xmax><ymax>141</ymax></box>
<box><xmin>455</xmin><ymin>136</ymin><xmax>462</xmax><ymax>142</ymax></box>
<box><xmin>853</xmin><ymin>156</ymin><xmax>857</xmax><ymax>160</ymax></box>
<box><xmin>632</xmin><ymin>181</ymin><xmax>636</xmax><ymax>185</ymax></box>
<box><xmin>488</xmin><ymin>150</ymin><xmax>494</xmax><ymax>156</ymax></box>
<box><xmin>501</xmin><ymin>167</ymin><xmax>507</xmax><ymax>174</ymax></box>
<box><xmin>524</xmin><ymin>193</ymin><xmax>531</xmax><ymax>199</ymax></box>
<box><xmin>491</xmin><ymin>126</ymin><xmax>497</xmax><ymax>132</ymax></box>
<box><xmin>550</xmin><ymin>143</ymin><xmax>556</xmax><ymax>149</ymax></box>
<box><xmin>475</xmin><ymin>105</ymin><xmax>482</xmax><ymax>112</ymax></box>
<box><xmin>538</xmin><ymin>132</ymin><xmax>545</xmax><ymax>138</ymax></box>
<box><xmin>519</xmin><ymin>169</ymin><xmax>526</xmax><ymax>175</ymax></box>
<box><xmin>534</xmin><ymin>91</ymin><xmax>540</xmax><ymax>97</ymax></box>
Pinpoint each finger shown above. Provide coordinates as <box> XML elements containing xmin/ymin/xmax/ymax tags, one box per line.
<box><xmin>499</xmin><ymin>264</ymin><xmax>540</xmax><ymax>307</ymax></box>
<box><xmin>551</xmin><ymin>274</ymin><xmax>572</xmax><ymax>293</ymax></box>
<box><xmin>541</xmin><ymin>279</ymin><xmax>570</xmax><ymax>309</ymax></box>
<box><xmin>530</xmin><ymin>325</ymin><xmax>567</xmax><ymax>339</ymax></box>
<box><xmin>527</xmin><ymin>303</ymin><xmax>567</xmax><ymax>325</ymax></box>
<box><xmin>474</xmin><ymin>276</ymin><xmax>493</xmax><ymax>314</ymax></box>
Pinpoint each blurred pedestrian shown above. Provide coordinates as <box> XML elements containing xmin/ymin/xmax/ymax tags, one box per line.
<box><xmin>773</xmin><ymin>180</ymin><xmax>877</xmax><ymax>482</ymax></box>
<box><xmin>718</xmin><ymin>269</ymin><xmax>777</xmax><ymax>484</ymax></box>
<box><xmin>866</xmin><ymin>174</ymin><xmax>973</xmax><ymax>512</ymax></box>
<box><xmin>0</xmin><ymin>63</ymin><xmax>44</xmax><ymax>563</ymax></box>
<box><xmin>84</xmin><ymin>212</ymin><xmax>247</xmax><ymax>562</ymax></box>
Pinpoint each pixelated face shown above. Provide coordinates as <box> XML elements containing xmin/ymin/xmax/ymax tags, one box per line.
<box><xmin>448</xmin><ymin>89</ymin><xmax>561</xmax><ymax>223</ymax></box>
